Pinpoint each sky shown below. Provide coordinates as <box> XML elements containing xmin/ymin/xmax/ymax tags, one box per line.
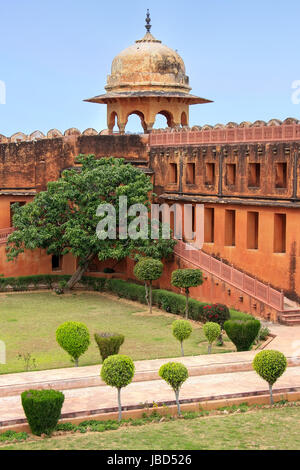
<box><xmin>0</xmin><ymin>0</ymin><xmax>300</xmax><ymax>135</ymax></box>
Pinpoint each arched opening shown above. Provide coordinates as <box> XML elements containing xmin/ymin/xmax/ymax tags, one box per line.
<box><xmin>125</xmin><ymin>111</ymin><xmax>147</xmax><ymax>134</ymax></box>
<box><xmin>108</xmin><ymin>111</ymin><xmax>119</xmax><ymax>133</ymax></box>
<box><xmin>155</xmin><ymin>110</ymin><xmax>174</xmax><ymax>128</ymax></box>
<box><xmin>153</xmin><ymin>113</ymin><xmax>169</xmax><ymax>129</ymax></box>
<box><xmin>181</xmin><ymin>111</ymin><xmax>188</xmax><ymax>127</ymax></box>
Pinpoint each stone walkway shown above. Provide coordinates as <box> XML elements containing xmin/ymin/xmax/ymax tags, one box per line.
<box><xmin>0</xmin><ymin>323</ymin><xmax>299</xmax><ymax>428</ymax></box>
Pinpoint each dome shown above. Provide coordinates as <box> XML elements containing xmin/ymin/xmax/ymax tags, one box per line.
<box><xmin>105</xmin><ymin>32</ymin><xmax>191</xmax><ymax>94</ymax></box>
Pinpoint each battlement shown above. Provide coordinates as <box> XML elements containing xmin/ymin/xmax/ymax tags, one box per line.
<box><xmin>150</xmin><ymin>117</ymin><xmax>300</xmax><ymax>146</ymax></box>
<box><xmin>0</xmin><ymin>127</ymin><xmax>103</xmax><ymax>144</ymax></box>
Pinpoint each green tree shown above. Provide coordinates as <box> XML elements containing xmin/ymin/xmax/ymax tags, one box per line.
<box><xmin>253</xmin><ymin>350</ymin><xmax>287</xmax><ymax>404</ymax></box>
<box><xmin>101</xmin><ymin>354</ymin><xmax>135</xmax><ymax>421</ymax></box>
<box><xmin>7</xmin><ymin>155</ymin><xmax>176</xmax><ymax>289</ymax></box>
<box><xmin>134</xmin><ymin>257</ymin><xmax>163</xmax><ymax>313</ymax></box>
<box><xmin>56</xmin><ymin>321</ymin><xmax>90</xmax><ymax>367</ymax></box>
<box><xmin>159</xmin><ymin>362</ymin><xmax>188</xmax><ymax>416</ymax></box>
<box><xmin>203</xmin><ymin>322</ymin><xmax>221</xmax><ymax>354</ymax></box>
<box><xmin>171</xmin><ymin>269</ymin><xmax>203</xmax><ymax>319</ymax></box>
<box><xmin>172</xmin><ymin>319</ymin><xmax>192</xmax><ymax>356</ymax></box>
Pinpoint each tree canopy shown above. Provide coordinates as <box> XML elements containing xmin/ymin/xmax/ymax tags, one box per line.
<box><xmin>7</xmin><ymin>155</ymin><xmax>176</xmax><ymax>287</ymax></box>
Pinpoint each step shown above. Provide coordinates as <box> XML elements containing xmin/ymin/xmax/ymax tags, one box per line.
<box><xmin>1</xmin><ymin>367</ymin><xmax>300</xmax><ymax>430</ymax></box>
<box><xmin>280</xmin><ymin>318</ymin><xmax>300</xmax><ymax>326</ymax></box>
<box><xmin>1</xmin><ymin>351</ymin><xmax>299</xmax><ymax>398</ymax></box>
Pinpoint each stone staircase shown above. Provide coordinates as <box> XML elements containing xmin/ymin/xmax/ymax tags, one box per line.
<box><xmin>174</xmin><ymin>240</ymin><xmax>300</xmax><ymax>326</ymax></box>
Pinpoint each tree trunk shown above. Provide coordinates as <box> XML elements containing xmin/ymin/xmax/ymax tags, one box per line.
<box><xmin>145</xmin><ymin>282</ymin><xmax>149</xmax><ymax>306</ymax></box>
<box><xmin>67</xmin><ymin>253</ymin><xmax>94</xmax><ymax>289</ymax></box>
<box><xmin>218</xmin><ymin>332</ymin><xmax>224</xmax><ymax>346</ymax></box>
<box><xmin>208</xmin><ymin>343</ymin><xmax>212</xmax><ymax>354</ymax></box>
<box><xmin>175</xmin><ymin>389</ymin><xmax>181</xmax><ymax>416</ymax></box>
<box><xmin>74</xmin><ymin>358</ymin><xmax>79</xmax><ymax>367</ymax></box>
<box><xmin>269</xmin><ymin>383</ymin><xmax>274</xmax><ymax>405</ymax></box>
<box><xmin>118</xmin><ymin>388</ymin><xmax>122</xmax><ymax>422</ymax></box>
<box><xmin>181</xmin><ymin>340</ymin><xmax>184</xmax><ymax>357</ymax></box>
<box><xmin>185</xmin><ymin>288</ymin><xmax>189</xmax><ymax>319</ymax></box>
<box><xmin>149</xmin><ymin>281</ymin><xmax>152</xmax><ymax>314</ymax></box>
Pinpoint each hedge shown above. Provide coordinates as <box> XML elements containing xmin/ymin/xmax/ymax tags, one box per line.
<box><xmin>0</xmin><ymin>274</ymin><xmax>106</xmax><ymax>292</ymax></box>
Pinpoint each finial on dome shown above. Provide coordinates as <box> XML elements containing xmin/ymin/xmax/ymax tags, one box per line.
<box><xmin>145</xmin><ymin>9</ymin><xmax>151</xmax><ymax>33</ymax></box>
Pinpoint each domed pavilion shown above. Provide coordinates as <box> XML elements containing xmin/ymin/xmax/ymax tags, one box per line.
<box><xmin>85</xmin><ymin>10</ymin><xmax>212</xmax><ymax>134</ymax></box>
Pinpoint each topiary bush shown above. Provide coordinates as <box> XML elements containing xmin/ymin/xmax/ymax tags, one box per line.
<box><xmin>253</xmin><ymin>350</ymin><xmax>287</xmax><ymax>404</ymax></box>
<box><xmin>172</xmin><ymin>319</ymin><xmax>192</xmax><ymax>356</ymax></box>
<box><xmin>21</xmin><ymin>389</ymin><xmax>65</xmax><ymax>436</ymax></box>
<box><xmin>101</xmin><ymin>354</ymin><xmax>135</xmax><ymax>421</ymax></box>
<box><xmin>224</xmin><ymin>319</ymin><xmax>261</xmax><ymax>352</ymax></box>
<box><xmin>94</xmin><ymin>332</ymin><xmax>125</xmax><ymax>362</ymax></box>
<box><xmin>203</xmin><ymin>303</ymin><xmax>230</xmax><ymax>346</ymax></box>
<box><xmin>203</xmin><ymin>322</ymin><xmax>221</xmax><ymax>354</ymax></box>
<box><xmin>171</xmin><ymin>269</ymin><xmax>203</xmax><ymax>319</ymax></box>
<box><xmin>134</xmin><ymin>257</ymin><xmax>163</xmax><ymax>313</ymax></box>
<box><xmin>106</xmin><ymin>279</ymin><xmax>147</xmax><ymax>304</ymax></box>
<box><xmin>56</xmin><ymin>321</ymin><xmax>90</xmax><ymax>367</ymax></box>
<box><xmin>159</xmin><ymin>362</ymin><xmax>188</xmax><ymax>416</ymax></box>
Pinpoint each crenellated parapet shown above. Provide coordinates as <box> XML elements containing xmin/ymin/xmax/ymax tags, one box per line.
<box><xmin>0</xmin><ymin>127</ymin><xmax>100</xmax><ymax>144</ymax></box>
<box><xmin>150</xmin><ymin>117</ymin><xmax>300</xmax><ymax>146</ymax></box>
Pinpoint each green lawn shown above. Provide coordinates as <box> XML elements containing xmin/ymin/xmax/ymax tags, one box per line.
<box><xmin>1</xmin><ymin>407</ymin><xmax>299</xmax><ymax>450</ymax></box>
<box><xmin>0</xmin><ymin>292</ymin><xmax>234</xmax><ymax>374</ymax></box>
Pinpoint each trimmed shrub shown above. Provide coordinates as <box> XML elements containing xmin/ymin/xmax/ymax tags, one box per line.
<box><xmin>101</xmin><ymin>354</ymin><xmax>135</xmax><ymax>421</ymax></box>
<box><xmin>224</xmin><ymin>319</ymin><xmax>261</xmax><ymax>352</ymax></box>
<box><xmin>159</xmin><ymin>362</ymin><xmax>188</xmax><ymax>416</ymax></box>
<box><xmin>203</xmin><ymin>304</ymin><xmax>230</xmax><ymax>346</ymax></box>
<box><xmin>253</xmin><ymin>350</ymin><xmax>287</xmax><ymax>404</ymax></box>
<box><xmin>21</xmin><ymin>389</ymin><xmax>65</xmax><ymax>436</ymax></box>
<box><xmin>172</xmin><ymin>319</ymin><xmax>192</xmax><ymax>356</ymax></box>
<box><xmin>94</xmin><ymin>332</ymin><xmax>125</xmax><ymax>361</ymax></box>
<box><xmin>171</xmin><ymin>269</ymin><xmax>203</xmax><ymax>319</ymax></box>
<box><xmin>106</xmin><ymin>279</ymin><xmax>147</xmax><ymax>304</ymax></box>
<box><xmin>152</xmin><ymin>289</ymin><xmax>186</xmax><ymax>315</ymax></box>
<box><xmin>134</xmin><ymin>258</ymin><xmax>163</xmax><ymax>313</ymax></box>
<box><xmin>203</xmin><ymin>322</ymin><xmax>221</xmax><ymax>353</ymax></box>
<box><xmin>203</xmin><ymin>304</ymin><xmax>230</xmax><ymax>328</ymax></box>
<box><xmin>56</xmin><ymin>321</ymin><xmax>90</xmax><ymax>367</ymax></box>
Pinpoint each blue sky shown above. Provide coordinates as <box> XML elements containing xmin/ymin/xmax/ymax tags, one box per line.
<box><xmin>0</xmin><ymin>0</ymin><xmax>299</xmax><ymax>135</ymax></box>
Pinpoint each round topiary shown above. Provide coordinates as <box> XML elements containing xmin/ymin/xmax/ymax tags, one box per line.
<box><xmin>203</xmin><ymin>322</ymin><xmax>221</xmax><ymax>354</ymax></box>
<box><xmin>171</xmin><ymin>269</ymin><xmax>203</xmax><ymax>319</ymax></box>
<box><xmin>172</xmin><ymin>319</ymin><xmax>192</xmax><ymax>356</ymax></box>
<box><xmin>134</xmin><ymin>257</ymin><xmax>163</xmax><ymax>313</ymax></box>
<box><xmin>94</xmin><ymin>332</ymin><xmax>125</xmax><ymax>362</ymax></box>
<box><xmin>21</xmin><ymin>389</ymin><xmax>65</xmax><ymax>436</ymax></box>
<box><xmin>224</xmin><ymin>319</ymin><xmax>261</xmax><ymax>352</ymax></box>
<box><xmin>253</xmin><ymin>350</ymin><xmax>287</xmax><ymax>404</ymax></box>
<box><xmin>159</xmin><ymin>362</ymin><xmax>188</xmax><ymax>415</ymax></box>
<box><xmin>56</xmin><ymin>321</ymin><xmax>90</xmax><ymax>367</ymax></box>
<box><xmin>101</xmin><ymin>354</ymin><xmax>135</xmax><ymax>421</ymax></box>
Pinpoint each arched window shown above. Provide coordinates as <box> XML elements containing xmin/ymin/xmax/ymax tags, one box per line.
<box><xmin>125</xmin><ymin>111</ymin><xmax>147</xmax><ymax>134</ymax></box>
<box><xmin>108</xmin><ymin>111</ymin><xmax>119</xmax><ymax>133</ymax></box>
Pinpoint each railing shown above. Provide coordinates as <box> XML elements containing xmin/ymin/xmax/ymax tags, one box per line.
<box><xmin>0</xmin><ymin>228</ymin><xmax>14</xmax><ymax>244</ymax></box>
<box><xmin>150</xmin><ymin>124</ymin><xmax>300</xmax><ymax>147</ymax></box>
<box><xmin>174</xmin><ymin>240</ymin><xmax>285</xmax><ymax>311</ymax></box>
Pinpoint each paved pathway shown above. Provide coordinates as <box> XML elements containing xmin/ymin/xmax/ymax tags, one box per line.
<box><xmin>0</xmin><ymin>323</ymin><xmax>299</xmax><ymax>427</ymax></box>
